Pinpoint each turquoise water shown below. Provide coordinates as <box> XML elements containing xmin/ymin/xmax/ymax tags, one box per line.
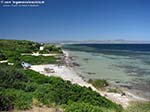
<box><xmin>63</xmin><ymin>44</ymin><xmax>150</xmax><ymax>99</ymax></box>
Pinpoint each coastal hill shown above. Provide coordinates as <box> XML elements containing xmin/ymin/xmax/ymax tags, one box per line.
<box><xmin>0</xmin><ymin>39</ymin><xmax>149</xmax><ymax>112</ymax></box>
<box><xmin>0</xmin><ymin>39</ymin><xmax>122</xmax><ymax>112</ymax></box>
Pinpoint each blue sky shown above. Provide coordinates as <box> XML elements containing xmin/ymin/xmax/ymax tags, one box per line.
<box><xmin>0</xmin><ymin>0</ymin><xmax>150</xmax><ymax>41</ymax></box>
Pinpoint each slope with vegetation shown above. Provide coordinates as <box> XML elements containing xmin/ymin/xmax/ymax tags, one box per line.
<box><xmin>0</xmin><ymin>39</ymin><xmax>62</xmax><ymax>67</ymax></box>
<box><xmin>1</xmin><ymin>39</ymin><xmax>139</xmax><ymax>112</ymax></box>
<box><xmin>0</xmin><ymin>64</ymin><xmax>122</xmax><ymax>112</ymax></box>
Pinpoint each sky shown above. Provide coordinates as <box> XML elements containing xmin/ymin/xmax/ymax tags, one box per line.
<box><xmin>0</xmin><ymin>0</ymin><xmax>150</xmax><ymax>41</ymax></box>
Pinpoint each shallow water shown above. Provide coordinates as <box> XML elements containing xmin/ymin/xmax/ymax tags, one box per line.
<box><xmin>63</xmin><ymin>44</ymin><xmax>150</xmax><ymax>100</ymax></box>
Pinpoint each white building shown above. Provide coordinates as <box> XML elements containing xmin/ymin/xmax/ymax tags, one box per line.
<box><xmin>40</xmin><ymin>46</ymin><xmax>44</xmax><ymax>51</ymax></box>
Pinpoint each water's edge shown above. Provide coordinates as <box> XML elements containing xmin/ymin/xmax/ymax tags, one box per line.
<box><xmin>63</xmin><ymin>48</ymin><xmax>150</xmax><ymax>100</ymax></box>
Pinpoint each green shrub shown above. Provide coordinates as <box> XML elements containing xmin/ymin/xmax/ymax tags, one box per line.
<box><xmin>40</xmin><ymin>45</ymin><xmax>63</xmax><ymax>54</ymax></box>
<box><xmin>88</xmin><ymin>79</ymin><xmax>109</xmax><ymax>89</ymax></box>
<box><xmin>0</xmin><ymin>66</ymin><xmax>28</xmax><ymax>89</ymax></box>
<box><xmin>23</xmin><ymin>82</ymin><xmax>38</xmax><ymax>92</ymax></box>
<box><xmin>65</xmin><ymin>102</ymin><xmax>103</xmax><ymax>112</ymax></box>
<box><xmin>13</xmin><ymin>91</ymin><xmax>32</xmax><ymax>110</ymax></box>
<box><xmin>0</xmin><ymin>52</ymin><xmax>7</xmax><ymax>61</ymax></box>
<box><xmin>24</xmin><ymin>70</ymin><xmax>64</xmax><ymax>84</ymax></box>
<box><xmin>0</xmin><ymin>39</ymin><xmax>40</xmax><ymax>54</ymax></box>
<box><xmin>0</xmin><ymin>89</ymin><xmax>32</xmax><ymax>110</ymax></box>
<box><xmin>0</xmin><ymin>65</ymin><xmax>122</xmax><ymax>112</ymax></box>
<box><xmin>108</xmin><ymin>88</ymin><xmax>124</xmax><ymax>94</ymax></box>
<box><xmin>24</xmin><ymin>70</ymin><xmax>121</xmax><ymax>111</ymax></box>
<box><xmin>20</xmin><ymin>55</ymin><xmax>58</xmax><ymax>65</ymax></box>
<box><xmin>124</xmin><ymin>102</ymin><xmax>150</xmax><ymax>112</ymax></box>
<box><xmin>0</xmin><ymin>88</ymin><xmax>15</xmax><ymax>111</ymax></box>
<box><xmin>34</xmin><ymin>85</ymin><xmax>57</xmax><ymax>105</ymax></box>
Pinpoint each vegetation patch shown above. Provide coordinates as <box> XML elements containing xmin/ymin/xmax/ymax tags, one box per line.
<box><xmin>65</xmin><ymin>102</ymin><xmax>103</xmax><ymax>112</ymax></box>
<box><xmin>88</xmin><ymin>79</ymin><xmax>109</xmax><ymax>90</ymax></box>
<box><xmin>0</xmin><ymin>39</ymin><xmax>40</xmax><ymax>57</ymax></box>
<box><xmin>124</xmin><ymin>101</ymin><xmax>150</xmax><ymax>112</ymax></box>
<box><xmin>39</xmin><ymin>44</ymin><xmax>63</xmax><ymax>54</ymax></box>
<box><xmin>0</xmin><ymin>65</ymin><xmax>122</xmax><ymax>112</ymax></box>
<box><xmin>107</xmin><ymin>88</ymin><xmax>124</xmax><ymax>95</ymax></box>
<box><xmin>9</xmin><ymin>55</ymin><xmax>58</xmax><ymax>65</ymax></box>
<box><xmin>0</xmin><ymin>39</ymin><xmax>63</xmax><ymax>67</ymax></box>
<box><xmin>0</xmin><ymin>52</ymin><xmax>7</xmax><ymax>61</ymax></box>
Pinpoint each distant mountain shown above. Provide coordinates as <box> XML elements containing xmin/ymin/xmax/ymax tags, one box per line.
<box><xmin>46</xmin><ymin>40</ymin><xmax>150</xmax><ymax>44</ymax></box>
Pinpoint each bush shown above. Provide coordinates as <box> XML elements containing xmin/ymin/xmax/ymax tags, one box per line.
<box><xmin>0</xmin><ymin>66</ymin><xmax>28</xmax><ymax>89</ymax></box>
<box><xmin>0</xmin><ymin>89</ymin><xmax>32</xmax><ymax>111</ymax></box>
<box><xmin>13</xmin><ymin>91</ymin><xmax>32</xmax><ymax>110</ymax></box>
<box><xmin>0</xmin><ymin>52</ymin><xmax>7</xmax><ymax>61</ymax></box>
<box><xmin>88</xmin><ymin>79</ymin><xmax>109</xmax><ymax>89</ymax></box>
<box><xmin>0</xmin><ymin>88</ymin><xmax>15</xmax><ymax>111</ymax></box>
<box><xmin>20</xmin><ymin>55</ymin><xmax>58</xmax><ymax>65</ymax></box>
<box><xmin>124</xmin><ymin>102</ymin><xmax>150</xmax><ymax>112</ymax></box>
<box><xmin>65</xmin><ymin>102</ymin><xmax>103</xmax><ymax>112</ymax></box>
<box><xmin>40</xmin><ymin>45</ymin><xmax>63</xmax><ymax>54</ymax></box>
<box><xmin>0</xmin><ymin>64</ymin><xmax>122</xmax><ymax>112</ymax></box>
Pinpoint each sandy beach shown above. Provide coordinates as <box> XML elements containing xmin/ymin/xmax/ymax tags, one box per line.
<box><xmin>30</xmin><ymin>50</ymin><xmax>147</xmax><ymax>108</ymax></box>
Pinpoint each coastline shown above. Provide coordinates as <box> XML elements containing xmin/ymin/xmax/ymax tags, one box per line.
<box><xmin>62</xmin><ymin>50</ymin><xmax>147</xmax><ymax>106</ymax></box>
<box><xmin>30</xmin><ymin>50</ymin><xmax>147</xmax><ymax>108</ymax></box>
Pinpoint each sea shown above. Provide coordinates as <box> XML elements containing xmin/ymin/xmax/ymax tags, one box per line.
<box><xmin>63</xmin><ymin>44</ymin><xmax>150</xmax><ymax>100</ymax></box>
